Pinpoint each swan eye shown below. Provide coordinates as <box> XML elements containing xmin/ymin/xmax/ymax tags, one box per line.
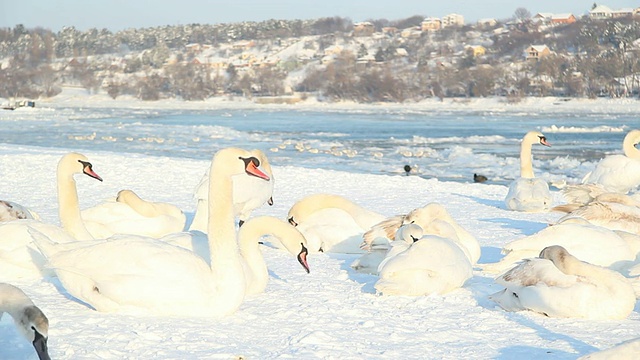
<box><xmin>411</xmin><ymin>235</ymin><xmax>419</xmax><ymax>242</ymax></box>
<box><xmin>288</xmin><ymin>217</ymin><xmax>297</xmax><ymax>226</ymax></box>
<box><xmin>410</xmin><ymin>220</ymin><xmax>415</xmax><ymax>224</ymax></box>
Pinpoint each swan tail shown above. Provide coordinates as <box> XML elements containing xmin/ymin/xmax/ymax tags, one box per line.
<box><xmin>361</xmin><ymin>215</ymin><xmax>404</xmax><ymax>250</ymax></box>
<box><xmin>551</xmin><ymin>204</ymin><xmax>582</xmax><ymax>213</ymax></box>
<box><xmin>28</xmin><ymin>227</ymin><xmax>59</xmax><ymax>260</ymax></box>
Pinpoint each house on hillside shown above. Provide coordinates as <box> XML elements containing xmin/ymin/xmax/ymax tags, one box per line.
<box><xmin>442</xmin><ymin>14</ymin><xmax>464</xmax><ymax>27</ymax></box>
<box><xmin>612</xmin><ymin>8</ymin><xmax>636</xmax><ymax>18</ymax></box>
<box><xmin>589</xmin><ymin>5</ymin><xmax>613</xmax><ymax>19</ymax></box>
<box><xmin>476</xmin><ymin>18</ymin><xmax>497</xmax><ymax>28</ymax></box>
<box><xmin>526</xmin><ymin>45</ymin><xmax>551</xmax><ymax>61</ymax></box>
<box><xmin>353</xmin><ymin>22</ymin><xmax>375</xmax><ymax>37</ymax></box>
<box><xmin>551</xmin><ymin>14</ymin><xmax>577</xmax><ymax>25</ymax></box>
<box><xmin>466</xmin><ymin>45</ymin><xmax>486</xmax><ymax>57</ymax></box>
<box><xmin>421</xmin><ymin>17</ymin><xmax>441</xmax><ymax>31</ymax></box>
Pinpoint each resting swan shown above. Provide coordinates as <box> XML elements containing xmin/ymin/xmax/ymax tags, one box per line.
<box><xmin>162</xmin><ymin>215</ymin><xmax>310</xmax><ymax>296</ymax></box>
<box><xmin>80</xmin><ymin>189</ymin><xmax>186</xmax><ymax>238</ymax></box>
<box><xmin>581</xmin><ymin>129</ymin><xmax>640</xmax><ymax>194</ymax></box>
<box><xmin>490</xmin><ymin>245</ymin><xmax>636</xmax><ymax>320</ymax></box>
<box><xmin>578</xmin><ymin>337</ymin><xmax>640</xmax><ymax>360</ymax></box>
<box><xmin>374</xmin><ymin>224</ymin><xmax>473</xmax><ymax>296</ymax></box>
<box><xmin>480</xmin><ymin>220</ymin><xmax>637</xmax><ymax>274</ymax></box>
<box><xmin>361</xmin><ymin>202</ymin><xmax>480</xmax><ymax>264</ymax></box>
<box><xmin>0</xmin><ymin>200</ymin><xmax>40</xmax><ymax>221</ymax></box>
<box><xmin>0</xmin><ymin>283</ymin><xmax>50</xmax><ymax>360</ymax></box>
<box><xmin>33</xmin><ymin>148</ymin><xmax>270</xmax><ymax>317</ymax></box>
<box><xmin>189</xmin><ymin>149</ymin><xmax>274</xmax><ymax>231</ymax></box>
<box><xmin>504</xmin><ymin>131</ymin><xmax>552</xmax><ymax>212</ymax></box>
<box><xmin>0</xmin><ymin>153</ymin><xmax>103</xmax><ymax>280</ymax></box>
<box><xmin>286</xmin><ymin>193</ymin><xmax>386</xmax><ymax>253</ymax></box>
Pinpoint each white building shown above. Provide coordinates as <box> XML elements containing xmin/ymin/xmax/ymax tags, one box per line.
<box><xmin>442</xmin><ymin>13</ymin><xmax>464</xmax><ymax>27</ymax></box>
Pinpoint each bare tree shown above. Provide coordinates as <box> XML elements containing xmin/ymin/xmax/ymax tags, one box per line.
<box><xmin>514</xmin><ymin>8</ymin><xmax>532</xmax><ymax>22</ymax></box>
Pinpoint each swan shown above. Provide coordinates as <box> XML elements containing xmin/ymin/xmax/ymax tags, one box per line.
<box><xmin>504</xmin><ymin>131</ymin><xmax>552</xmax><ymax>212</ymax></box>
<box><xmin>361</xmin><ymin>202</ymin><xmax>480</xmax><ymax>265</ymax></box>
<box><xmin>80</xmin><ymin>189</ymin><xmax>186</xmax><ymax>238</ymax></box>
<box><xmin>0</xmin><ymin>200</ymin><xmax>40</xmax><ymax>221</ymax></box>
<box><xmin>162</xmin><ymin>215</ymin><xmax>310</xmax><ymax>296</ymax></box>
<box><xmin>480</xmin><ymin>220</ymin><xmax>637</xmax><ymax>274</ymax></box>
<box><xmin>581</xmin><ymin>129</ymin><xmax>640</xmax><ymax>194</ymax></box>
<box><xmin>555</xmin><ymin>199</ymin><xmax>640</xmax><ymax>235</ymax></box>
<box><xmin>0</xmin><ymin>283</ymin><xmax>50</xmax><ymax>360</ymax></box>
<box><xmin>0</xmin><ymin>153</ymin><xmax>103</xmax><ymax>280</ymax></box>
<box><xmin>374</xmin><ymin>224</ymin><xmax>473</xmax><ymax>296</ymax></box>
<box><xmin>489</xmin><ymin>245</ymin><xmax>636</xmax><ymax>320</ymax></box>
<box><xmin>578</xmin><ymin>337</ymin><xmax>640</xmax><ymax>360</ymax></box>
<box><xmin>32</xmin><ymin>147</ymin><xmax>270</xmax><ymax>317</ymax></box>
<box><xmin>189</xmin><ymin>149</ymin><xmax>274</xmax><ymax>231</ymax></box>
<box><xmin>286</xmin><ymin>193</ymin><xmax>386</xmax><ymax>253</ymax></box>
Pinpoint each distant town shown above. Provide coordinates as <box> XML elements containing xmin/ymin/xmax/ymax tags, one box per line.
<box><xmin>1</xmin><ymin>4</ymin><xmax>639</xmax><ymax>104</ymax></box>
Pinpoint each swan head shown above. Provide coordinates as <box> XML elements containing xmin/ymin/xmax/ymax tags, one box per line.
<box><xmin>394</xmin><ymin>223</ymin><xmax>424</xmax><ymax>243</ymax></box>
<box><xmin>297</xmin><ymin>243</ymin><xmax>310</xmax><ymax>274</ymax></box>
<box><xmin>524</xmin><ymin>131</ymin><xmax>551</xmax><ymax>147</ymax></box>
<box><xmin>539</xmin><ymin>245</ymin><xmax>572</xmax><ymax>273</ymax></box>
<box><xmin>16</xmin><ymin>305</ymin><xmax>50</xmax><ymax>360</ymax></box>
<box><xmin>212</xmin><ymin>148</ymin><xmax>271</xmax><ymax>181</ymax></box>
<box><xmin>58</xmin><ymin>152</ymin><xmax>103</xmax><ymax>182</ymax></box>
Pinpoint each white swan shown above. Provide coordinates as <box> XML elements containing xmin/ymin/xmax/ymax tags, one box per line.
<box><xmin>80</xmin><ymin>189</ymin><xmax>186</xmax><ymax>238</ymax></box>
<box><xmin>0</xmin><ymin>153</ymin><xmax>103</xmax><ymax>280</ymax></box>
<box><xmin>555</xmin><ymin>200</ymin><xmax>640</xmax><ymax>235</ymax></box>
<box><xmin>582</xmin><ymin>129</ymin><xmax>640</xmax><ymax>194</ymax></box>
<box><xmin>286</xmin><ymin>193</ymin><xmax>386</xmax><ymax>253</ymax></box>
<box><xmin>0</xmin><ymin>200</ymin><xmax>40</xmax><ymax>221</ymax></box>
<box><xmin>480</xmin><ymin>220</ymin><xmax>637</xmax><ymax>274</ymax></box>
<box><xmin>505</xmin><ymin>131</ymin><xmax>552</xmax><ymax>212</ymax></box>
<box><xmin>32</xmin><ymin>147</ymin><xmax>270</xmax><ymax>317</ymax></box>
<box><xmin>374</xmin><ymin>224</ymin><xmax>473</xmax><ymax>296</ymax></box>
<box><xmin>490</xmin><ymin>245</ymin><xmax>636</xmax><ymax>320</ymax></box>
<box><xmin>162</xmin><ymin>215</ymin><xmax>310</xmax><ymax>296</ymax></box>
<box><xmin>189</xmin><ymin>149</ymin><xmax>274</xmax><ymax>231</ymax></box>
<box><xmin>0</xmin><ymin>283</ymin><xmax>50</xmax><ymax>360</ymax></box>
<box><xmin>361</xmin><ymin>202</ymin><xmax>481</xmax><ymax>265</ymax></box>
<box><xmin>578</xmin><ymin>337</ymin><xmax>640</xmax><ymax>360</ymax></box>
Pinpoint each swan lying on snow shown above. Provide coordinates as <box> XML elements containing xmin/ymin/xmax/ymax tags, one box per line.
<box><xmin>0</xmin><ymin>152</ymin><xmax>103</xmax><ymax>280</ymax></box>
<box><xmin>190</xmin><ymin>149</ymin><xmax>274</xmax><ymax>230</ymax></box>
<box><xmin>490</xmin><ymin>245</ymin><xmax>636</xmax><ymax>320</ymax></box>
<box><xmin>163</xmin><ymin>215</ymin><xmax>310</xmax><ymax>296</ymax></box>
<box><xmin>356</xmin><ymin>203</ymin><xmax>480</xmax><ymax>271</ymax></box>
<box><xmin>0</xmin><ymin>200</ymin><xmax>40</xmax><ymax>221</ymax></box>
<box><xmin>0</xmin><ymin>283</ymin><xmax>50</xmax><ymax>360</ymax></box>
<box><xmin>578</xmin><ymin>337</ymin><xmax>640</xmax><ymax>360</ymax></box>
<box><xmin>80</xmin><ymin>189</ymin><xmax>186</xmax><ymax>238</ymax></box>
<box><xmin>32</xmin><ymin>147</ymin><xmax>271</xmax><ymax>317</ymax></box>
<box><xmin>581</xmin><ymin>129</ymin><xmax>640</xmax><ymax>194</ymax></box>
<box><xmin>374</xmin><ymin>224</ymin><xmax>472</xmax><ymax>296</ymax></box>
<box><xmin>480</xmin><ymin>219</ymin><xmax>639</xmax><ymax>274</ymax></box>
<box><xmin>287</xmin><ymin>193</ymin><xmax>386</xmax><ymax>253</ymax></box>
<box><xmin>504</xmin><ymin>131</ymin><xmax>552</xmax><ymax>212</ymax></box>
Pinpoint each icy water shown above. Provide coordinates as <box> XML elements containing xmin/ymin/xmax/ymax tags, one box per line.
<box><xmin>0</xmin><ymin>106</ymin><xmax>635</xmax><ymax>185</ymax></box>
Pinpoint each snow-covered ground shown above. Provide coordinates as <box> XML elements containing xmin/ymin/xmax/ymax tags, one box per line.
<box><xmin>1</xmin><ymin>140</ymin><xmax>639</xmax><ymax>359</ymax></box>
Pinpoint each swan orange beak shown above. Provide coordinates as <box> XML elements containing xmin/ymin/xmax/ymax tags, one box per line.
<box><xmin>297</xmin><ymin>243</ymin><xmax>310</xmax><ymax>273</ymax></box>
<box><xmin>79</xmin><ymin>160</ymin><xmax>103</xmax><ymax>182</ymax></box>
<box><xmin>540</xmin><ymin>137</ymin><xmax>551</xmax><ymax>147</ymax></box>
<box><xmin>241</xmin><ymin>158</ymin><xmax>271</xmax><ymax>181</ymax></box>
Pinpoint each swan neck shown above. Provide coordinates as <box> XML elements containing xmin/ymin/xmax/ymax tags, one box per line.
<box><xmin>237</xmin><ymin>218</ymin><xmax>271</xmax><ymax>294</ymax></box>
<box><xmin>58</xmin><ymin>168</ymin><xmax>93</xmax><ymax>240</ymax></box>
<box><xmin>622</xmin><ymin>132</ymin><xmax>640</xmax><ymax>159</ymax></box>
<box><xmin>520</xmin><ymin>139</ymin><xmax>535</xmax><ymax>178</ymax></box>
<box><xmin>206</xmin><ymin>155</ymin><xmax>245</xmax><ymax>311</ymax></box>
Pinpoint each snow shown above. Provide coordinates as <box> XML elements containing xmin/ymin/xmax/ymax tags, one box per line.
<box><xmin>1</xmin><ymin>93</ymin><xmax>640</xmax><ymax>359</ymax></box>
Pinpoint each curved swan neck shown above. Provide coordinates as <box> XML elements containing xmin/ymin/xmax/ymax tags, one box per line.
<box><xmin>321</xmin><ymin>195</ymin><xmax>380</xmax><ymax>228</ymax></box>
<box><xmin>622</xmin><ymin>130</ymin><xmax>640</xmax><ymax>159</ymax></box>
<box><xmin>520</xmin><ymin>137</ymin><xmax>535</xmax><ymax>179</ymax></box>
<box><xmin>57</xmin><ymin>160</ymin><xmax>94</xmax><ymax>240</ymax></box>
<box><xmin>206</xmin><ymin>150</ymin><xmax>245</xmax><ymax>312</ymax></box>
